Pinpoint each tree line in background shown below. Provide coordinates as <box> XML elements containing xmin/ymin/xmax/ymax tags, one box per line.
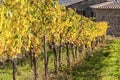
<box><xmin>0</xmin><ymin>0</ymin><xmax>108</xmax><ymax>80</ymax></box>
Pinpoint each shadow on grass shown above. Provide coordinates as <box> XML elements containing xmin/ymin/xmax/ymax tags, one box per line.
<box><xmin>62</xmin><ymin>49</ymin><xmax>110</xmax><ymax>80</ymax></box>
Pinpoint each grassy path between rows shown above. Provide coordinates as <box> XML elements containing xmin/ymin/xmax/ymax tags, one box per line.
<box><xmin>62</xmin><ymin>39</ymin><xmax>120</xmax><ymax>80</ymax></box>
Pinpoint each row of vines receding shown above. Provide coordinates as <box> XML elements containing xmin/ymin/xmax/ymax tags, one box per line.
<box><xmin>0</xmin><ymin>0</ymin><xmax>108</xmax><ymax>80</ymax></box>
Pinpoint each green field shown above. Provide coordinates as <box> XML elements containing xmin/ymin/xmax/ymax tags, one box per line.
<box><xmin>59</xmin><ymin>39</ymin><xmax>120</xmax><ymax>80</ymax></box>
<box><xmin>0</xmin><ymin>38</ymin><xmax>120</xmax><ymax>80</ymax></box>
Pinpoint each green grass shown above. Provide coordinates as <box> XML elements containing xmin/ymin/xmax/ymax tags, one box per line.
<box><xmin>0</xmin><ymin>39</ymin><xmax>120</xmax><ymax>80</ymax></box>
<box><xmin>61</xmin><ymin>39</ymin><xmax>120</xmax><ymax>80</ymax></box>
<box><xmin>0</xmin><ymin>46</ymin><xmax>73</xmax><ymax>80</ymax></box>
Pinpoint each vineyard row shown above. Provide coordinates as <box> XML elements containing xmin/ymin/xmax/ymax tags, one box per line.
<box><xmin>0</xmin><ymin>0</ymin><xmax>108</xmax><ymax>80</ymax></box>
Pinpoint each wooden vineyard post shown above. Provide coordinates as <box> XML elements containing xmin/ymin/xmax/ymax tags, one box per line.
<box><xmin>29</xmin><ymin>48</ymin><xmax>33</xmax><ymax>69</ymax></box>
<box><xmin>66</xmin><ymin>43</ymin><xmax>70</xmax><ymax>68</ymax></box>
<box><xmin>12</xmin><ymin>58</ymin><xmax>17</xmax><ymax>80</ymax></box>
<box><xmin>72</xmin><ymin>45</ymin><xmax>75</xmax><ymax>62</ymax></box>
<box><xmin>44</xmin><ymin>35</ymin><xmax>48</xmax><ymax>79</ymax></box>
<box><xmin>91</xmin><ymin>40</ymin><xmax>95</xmax><ymax>50</ymax></box>
<box><xmin>53</xmin><ymin>47</ymin><xmax>57</xmax><ymax>73</ymax></box>
<box><xmin>33</xmin><ymin>52</ymin><xmax>38</xmax><ymax>80</ymax></box>
<box><xmin>58</xmin><ymin>34</ymin><xmax>62</xmax><ymax>68</ymax></box>
<box><xmin>52</xmin><ymin>44</ymin><xmax>58</xmax><ymax>73</ymax></box>
<box><xmin>75</xmin><ymin>46</ymin><xmax>78</xmax><ymax>61</ymax></box>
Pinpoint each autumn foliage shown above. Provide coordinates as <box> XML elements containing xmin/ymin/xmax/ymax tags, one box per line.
<box><xmin>0</xmin><ymin>0</ymin><xmax>108</xmax><ymax>80</ymax></box>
